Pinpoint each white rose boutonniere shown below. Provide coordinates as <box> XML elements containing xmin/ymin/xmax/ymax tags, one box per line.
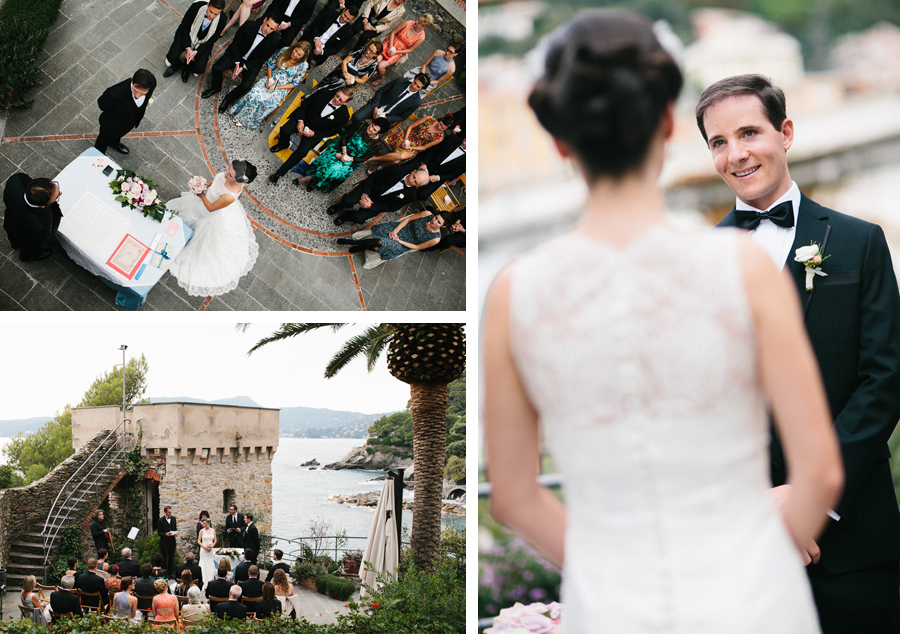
<box><xmin>149</xmin><ymin>97</ymin><xmax>154</xmax><ymax>105</ymax></box>
<box><xmin>794</xmin><ymin>242</ymin><xmax>830</xmax><ymax>291</ymax></box>
<box><xmin>328</xmin><ymin>115</ymin><xmax>334</xmax><ymax>120</ymax></box>
<box><xmin>398</xmin><ymin>193</ymin><xmax>404</xmax><ymax>199</ymax></box>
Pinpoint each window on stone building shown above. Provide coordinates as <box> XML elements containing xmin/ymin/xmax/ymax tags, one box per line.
<box><xmin>223</xmin><ymin>489</ymin><xmax>235</xmax><ymax>513</ymax></box>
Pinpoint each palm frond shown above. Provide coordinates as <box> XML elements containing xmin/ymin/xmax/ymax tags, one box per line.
<box><xmin>364</xmin><ymin>326</ymin><xmax>393</xmax><ymax>373</ymax></box>
<box><xmin>246</xmin><ymin>323</ymin><xmax>347</xmax><ymax>355</ymax></box>
<box><xmin>324</xmin><ymin>324</ymin><xmax>392</xmax><ymax>378</ymax></box>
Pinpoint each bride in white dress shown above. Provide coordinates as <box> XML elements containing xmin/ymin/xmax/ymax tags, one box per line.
<box><xmin>197</xmin><ymin>518</ymin><xmax>217</xmax><ymax>586</ymax></box>
<box><xmin>168</xmin><ymin>160</ymin><xmax>259</xmax><ymax>296</ymax></box>
<box><xmin>482</xmin><ymin>11</ymin><xmax>844</xmax><ymax>633</ymax></box>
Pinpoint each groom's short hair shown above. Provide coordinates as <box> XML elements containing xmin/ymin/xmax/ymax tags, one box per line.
<box><xmin>695</xmin><ymin>74</ymin><xmax>787</xmax><ymax>143</ymax></box>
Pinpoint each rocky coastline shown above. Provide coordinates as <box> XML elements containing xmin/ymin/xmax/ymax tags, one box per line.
<box><xmin>323</xmin><ymin>444</ymin><xmax>413</xmax><ymax>472</ymax></box>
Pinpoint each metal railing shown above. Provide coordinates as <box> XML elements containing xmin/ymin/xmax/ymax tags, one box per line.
<box><xmin>41</xmin><ymin>420</ymin><xmax>129</xmax><ymax>567</ymax></box>
<box><xmin>261</xmin><ymin>533</ymin><xmax>411</xmax><ymax>566</ymax></box>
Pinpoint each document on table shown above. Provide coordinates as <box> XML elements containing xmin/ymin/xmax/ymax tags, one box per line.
<box><xmin>59</xmin><ymin>190</ymin><xmax>132</xmax><ymax>259</ymax></box>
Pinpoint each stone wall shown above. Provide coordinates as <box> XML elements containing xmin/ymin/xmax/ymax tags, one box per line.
<box><xmin>0</xmin><ymin>430</ymin><xmax>118</xmax><ymax>566</ymax></box>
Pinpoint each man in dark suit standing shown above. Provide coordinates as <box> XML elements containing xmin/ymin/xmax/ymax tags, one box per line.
<box><xmin>327</xmin><ymin>161</ymin><xmax>431</xmax><ymax>226</ymax></box>
<box><xmin>305</xmin><ymin>3</ymin><xmax>359</xmax><ymax>68</ymax></box>
<box><xmin>116</xmin><ymin>548</ymin><xmax>141</xmax><ymax>579</ymax></box>
<box><xmin>238</xmin><ymin>565</ymin><xmax>264</xmax><ymax>599</ymax></box>
<box><xmin>242</xmin><ymin>515</ymin><xmax>260</xmax><ymax>563</ymax></box>
<box><xmin>164</xmin><ymin>0</ymin><xmax>227</xmax><ymax>83</ymax></box>
<box><xmin>77</xmin><ymin>558</ymin><xmax>110</xmax><ymax>612</ymax></box>
<box><xmin>202</xmin><ymin>15</ymin><xmax>280</xmax><ymax>113</ymax></box>
<box><xmin>225</xmin><ymin>504</ymin><xmax>244</xmax><ymax>547</ymax></box>
<box><xmin>701</xmin><ymin>74</ymin><xmax>900</xmax><ymax>634</ymax></box>
<box><xmin>50</xmin><ymin>576</ymin><xmax>83</xmax><ymax>616</ymax></box>
<box><xmin>267</xmin><ymin>86</ymin><xmax>352</xmax><ymax>184</ymax></box>
<box><xmin>349</xmin><ymin>74</ymin><xmax>429</xmax><ymax>127</ymax></box>
<box><xmin>205</xmin><ymin>567</ymin><xmax>233</xmax><ymax>600</ymax></box>
<box><xmin>216</xmin><ymin>586</ymin><xmax>248</xmax><ymax>620</ymax></box>
<box><xmin>2</xmin><ymin>174</ymin><xmax>61</xmax><ymax>262</ymax></box>
<box><xmin>157</xmin><ymin>506</ymin><xmax>177</xmax><ymax>578</ymax></box>
<box><xmin>175</xmin><ymin>553</ymin><xmax>204</xmax><ymax>590</ymax></box>
<box><xmin>95</xmin><ymin>69</ymin><xmax>156</xmax><ymax>155</ymax></box>
<box><xmin>266</xmin><ymin>0</ymin><xmax>317</xmax><ymax>46</ymax></box>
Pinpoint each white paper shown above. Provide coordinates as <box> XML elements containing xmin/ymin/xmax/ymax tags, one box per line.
<box><xmin>127</xmin><ymin>527</ymin><xmax>139</xmax><ymax>539</ymax></box>
<box><xmin>59</xmin><ymin>191</ymin><xmax>132</xmax><ymax>259</ymax></box>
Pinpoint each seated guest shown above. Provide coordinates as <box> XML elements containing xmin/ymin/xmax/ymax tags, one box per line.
<box><xmin>424</xmin><ymin>208</ymin><xmax>465</xmax><ymax>251</ymax></box>
<box><xmin>205</xmin><ymin>566</ymin><xmax>233</xmax><ymax>600</ymax></box>
<box><xmin>348</xmin><ymin>0</ymin><xmax>407</xmax><ymax>50</ymax></box>
<box><xmin>64</xmin><ymin>557</ymin><xmax>79</xmax><ymax>583</ymax></box>
<box><xmin>305</xmin><ymin>3</ymin><xmax>359</xmax><ymax>68</ymax></box>
<box><xmin>50</xmin><ymin>576</ymin><xmax>82</xmax><ymax>616</ymax></box>
<box><xmin>134</xmin><ymin>563</ymin><xmax>157</xmax><ymax>611</ymax></box>
<box><xmin>216</xmin><ymin>585</ymin><xmax>249</xmax><ymax>620</ymax></box>
<box><xmin>228</xmin><ymin>42</ymin><xmax>311</xmax><ymax>130</ymax></box>
<box><xmin>314</xmin><ymin>40</ymin><xmax>380</xmax><ymax>95</ymax></box>
<box><xmin>20</xmin><ymin>575</ymin><xmax>51</xmax><ymax>625</ymax></box>
<box><xmin>255</xmin><ymin>582</ymin><xmax>283</xmax><ymax>619</ymax></box>
<box><xmin>164</xmin><ymin>0</ymin><xmax>227</xmax><ymax>83</ymax></box>
<box><xmin>104</xmin><ymin>566</ymin><xmax>121</xmax><ymax>597</ymax></box>
<box><xmin>116</xmin><ymin>548</ymin><xmax>141</xmax><ymax>578</ymax></box>
<box><xmin>416</xmin><ymin>135</ymin><xmax>466</xmax><ymax>198</ymax></box>
<box><xmin>182</xmin><ymin>585</ymin><xmax>211</xmax><ymax>626</ymax></box>
<box><xmin>151</xmin><ymin>578</ymin><xmax>179</xmax><ymax>623</ymax></box>
<box><xmin>349</xmin><ymin>74</ymin><xmax>428</xmax><ymax>127</ymax></box>
<box><xmin>269</xmin><ymin>549</ymin><xmax>292</xmax><ymax>578</ymax></box>
<box><xmin>77</xmin><ymin>557</ymin><xmax>110</xmax><ymax>611</ymax></box>
<box><xmin>218</xmin><ymin>558</ymin><xmax>233</xmax><ymax>581</ymax></box>
<box><xmin>233</xmin><ymin>550</ymin><xmax>254</xmax><ymax>583</ymax></box>
<box><xmin>96</xmin><ymin>548</ymin><xmax>111</xmax><ymax>576</ymax></box>
<box><xmin>374</xmin><ymin>14</ymin><xmax>432</xmax><ymax>79</ymax></box>
<box><xmin>266</xmin><ymin>0</ymin><xmax>318</xmax><ymax>45</ymax></box>
<box><xmin>365</xmin><ymin>114</ymin><xmax>451</xmax><ymax>170</ymax></box>
<box><xmin>175</xmin><ymin>570</ymin><xmax>194</xmax><ymax>597</ymax></box>
<box><xmin>111</xmin><ymin>576</ymin><xmax>141</xmax><ymax>623</ymax></box>
<box><xmin>337</xmin><ymin>208</ymin><xmax>444</xmax><ymax>268</ymax></box>
<box><xmin>239</xmin><ymin>565</ymin><xmax>264</xmax><ymax>599</ymax></box>
<box><xmin>403</xmin><ymin>41</ymin><xmax>461</xmax><ymax>94</ymax></box>
<box><xmin>326</xmin><ymin>161</ymin><xmax>431</xmax><ymax>226</ymax></box>
<box><xmin>267</xmin><ymin>87</ymin><xmax>352</xmax><ymax>184</ymax></box>
<box><xmin>151</xmin><ymin>554</ymin><xmax>167</xmax><ymax>579</ymax></box>
<box><xmin>176</xmin><ymin>552</ymin><xmax>203</xmax><ymax>590</ymax></box>
<box><xmin>271</xmin><ymin>568</ymin><xmax>293</xmax><ymax>597</ymax></box>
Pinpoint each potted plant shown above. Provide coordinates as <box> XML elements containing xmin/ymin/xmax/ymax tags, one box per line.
<box><xmin>292</xmin><ymin>560</ymin><xmax>326</xmax><ymax>591</ymax></box>
<box><xmin>342</xmin><ymin>549</ymin><xmax>363</xmax><ymax>575</ymax></box>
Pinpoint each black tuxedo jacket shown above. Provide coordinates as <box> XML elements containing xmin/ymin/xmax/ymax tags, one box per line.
<box><xmin>98</xmin><ymin>79</ymin><xmax>152</xmax><ymax>140</ymax></box>
<box><xmin>216</xmin><ymin>600</ymin><xmax>248</xmax><ymax>620</ymax></box>
<box><xmin>225</xmin><ymin>512</ymin><xmax>244</xmax><ymax>546</ymax></box>
<box><xmin>175</xmin><ymin>562</ymin><xmax>204</xmax><ymax>589</ymax></box>
<box><xmin>308</xmin><ymin>6</ymin><xmax>356</xmax><ymax>56</ymax></box>
<box><xmin>172</xmin><ymin>1</ymin><xmax>226</xmax><ymax>58</ymax></box>
<box><xmin>205</xmin><ymin>577</ymin><xmax>233</xmax><ymax>600</ymax></box>
<box><xmin>157</xmin><ymin>515</ymin><xmax>177</xmax><ymax>542</ymax></box>
<box><xmin>269</xmin><ymin>562</ymin><xmax>291</xmax><ymax>578</ymax></box>
<box><xmin>243</xmin><ymin>523</ymin><xmax>260</xmax><ymax>555</ymax></box>
<box><xmin>233</xmin><ymin>560</ymin><xmax>252</xmax><ymax>583</ymax></box>
<box><xmin>417</xmin><ymin>135</ymin><xmax>465</xmax><ymax>180</ymax></box>
<box><xmin>134</xmin><ymin>576</ymin><xmax>156</xmax><ymax>607</ymax></box>
<box><xmin>719</xmin><ymin>193</ymin><xmax>900</xmax><ymax>574</ymax></box>
<box><xmin>286</xmin><ymin>89</ymin><xmax>350</xmax><ymax>142</ymax></box>
<box><xmin>50</xmin><ymin>589</ymin><xmax>82</xmax><ymax>616</ymax></box>
<box><xmin>267</xmin><ymin>0</ymin><xmax>317</xmax><ymax>30</ymax></box>
<box><xmin>224</xmin><ymin>19</ymin><xmax>281</xmax><ymax>73</ymax></box>
<box><xmin>3</xmin><ymin>173</ymin><xmax>61</xmax><ymax>252</ymax></box>
<box><xmin>368</xmin><ymin>78</ymin><xmax>422</xmax><ymax>124</ymax></box>
<box><xmin>238</xmin><ymin>577</ymin><xmax>264</xmax><ymax>599</ymax></box>
<box><xmin>116</xmin><ymin>558</ymin><xmax>141</xmax><ymax>578</ymax></box>
<box><xmin>356</xmin><ymin>162</ymin><xmax>427</xmax><ymax>212</ymax></box>
<box><xmin>76</xmin><ymin>571</ymin><xmax>110</xmax><ymax>606</ymax></box>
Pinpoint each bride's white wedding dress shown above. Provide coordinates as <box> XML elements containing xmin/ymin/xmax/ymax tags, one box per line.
<box><xmin>168</xmin><ymin>172</ymin><xmax>259</xmax><ymax>296</ymax></box>
<box><xmin>198</xmin><ymin>528</ymin><xmax>216</xmax><ymax>585</ymax></box>
<box><xmin>508</xmin><ymin>223</ymin><xmax>820</xmax><ymax>633</ymax></box>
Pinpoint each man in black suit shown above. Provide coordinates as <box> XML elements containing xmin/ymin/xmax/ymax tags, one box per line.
<box><xmin>89</xmin><ymin>510</ymin><xmax>111</xmax><ymax>557</ymax></box>
<box><xmin>216</xmin><ymin>586</ymin><xmax>248</xmax><ymax>620</ymax></box>
<box><xmin>205</xmin><ymin>567</ymin><xmax>233</xmax><ymax>600</ymax></box>
<box><xmin>243</xmin><ymin>515</ymin><xmax>260</xmax><ymax>562</ymax></box>
<box><xmin>2</xmin><ymin>173</ymin><xmax>61</xmax><ymax>262</ymax></box>
<box><xmin>164</xmin><ymin>0</ymin><xmax>227</xmax><ymax>83</ymax></box>
<box><xmin>157</xmin><ymin>505</ymin><xmax>177</xmax><ymax>578</ymax></box>
<box><xmin>327</xmin><ymin>161</ymin><xmax>431</xmax><ymax>226</ymax></box>
<box><xmin>233</xmin><ymin>550</ymin><xmax>254</xmax><ymax>583</ymax></box>
<box><xmin>266</xmin><ymin>0</ymin><xmax>317</xmax><ymax>45</ymax></box>
<box><xmin>305</xmin><ymin>3</ymin><xmax>359</xmax><ymax>67</ymax></box>
<box><xmin>116</xmin><ymin>548</ymin><xmax>141</xmax><ymax>579</ymax></box>
<box><xmin>349</xmin><ymin>74</ymin><xmax>428</xmax><ymax>127</ymax></box>
<box><xmin>95</xmin><ymin>69</ymin><xmax>156</xmax><ymax>155</ymax></box>
<box><xmin>417</xmin><ymin>135</ymin><xmax>466</xmax><ymax>198</ymax></box>
<box><xmin>701</xmin><ymin>74</ymin><xmax>900</xmax><ymax>634</ymax></box>
<box><xmin>270</xmin><ymin>549</ymin><xmax>291</xmax><ymax>577</ymax></box>
<box><xmin>175</xmin><ymin>553</ymin><xmax>204</xmax><ymax>590</ymax></box>
<box><xmin>77</xmin><ymin>558</ymin><xmax>110</xmax><ymax>612</ymax></box>
<box><xmin>50</xmin><ymin>576</ymin><xmax>82</xmax><ymax>616</ymax></box>
<box><xmin>202</xmin><ymin>15</ymin><xmax>281</xmax><ymax>113</ymax></box>
<box><xmin>225</xmin><ymin>504</ymin><xmax>244</xmax><ymax>547</ymax></box>
<box><xmin>134</xmin><ymin>563</ymin><xmax>156</xmax><ymax>610</ymax></box>
<box><xmin>267</xmin><ymin>86</ymin><xmax>352</xmax><ymax>183</ymax></box>
<box><xmin>238</xmin><ymin>565</ymin><xmax>264</xmax><ymax>599</ymax></box>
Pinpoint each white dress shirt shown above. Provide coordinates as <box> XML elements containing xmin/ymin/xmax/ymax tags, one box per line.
<box><xmin>735</xmin><ymin>181</ymin><xmax>800</xmax><ymax>271</ymax></box>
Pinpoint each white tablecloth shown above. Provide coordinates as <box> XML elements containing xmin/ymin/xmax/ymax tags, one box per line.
<box><xmin>213</xmin><ymin>549</ymin><xmax>244</xmax><ymax>572</ymax></box>
<box><xmin>54</xmin><ymin>148</ymin><xmax>191</xmax><ymax>299</ymax></box>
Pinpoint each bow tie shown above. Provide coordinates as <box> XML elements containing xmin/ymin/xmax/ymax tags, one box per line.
<box><xmin>734</xmin><ymin>200</ymin><xmax>794</xmax><ymax>230</ymax></box>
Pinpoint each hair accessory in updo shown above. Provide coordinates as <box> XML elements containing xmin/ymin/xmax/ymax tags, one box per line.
<box><xmin>232</xmin><ymin>160</ymin><xmax>250</xmax><ymax>183</ymax></box>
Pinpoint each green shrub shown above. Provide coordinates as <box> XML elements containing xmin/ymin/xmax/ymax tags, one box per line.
<box><xmin>444</xmin><ymin>455</ymin><xmax>465</xmax><ymax>483</ymax></box>
<box><xmin>0</xmin><ymin>0</ymin><xmax>65</xmax><ymax>32</ymax></box>
<box><xmin>315</xmin><ymin>573</ymin><xmax>337</xmax><ymax>594</ymax></box>
<box><xmin>445</xmin><ymin>439</ymin><xmax>465</xmax><ymax>461</ymax></box>
<box><xmin>0</xmin><ymin>21</ymin><xmax>45</xmax><ymax>111</ymax></box>
<box><xmin>291</xmin><ymin>560</ymin><xmax>326</xmax><ymax>584</ymax></box>
<box><xmin>326</xmin><ymin>576</ymin><xmax>356</xmax><ymax>601</ymax></box>
<box><xmin>48</xmin><ymin>524</ymin><xmax>84</xmax><ymax>584</ymax></box>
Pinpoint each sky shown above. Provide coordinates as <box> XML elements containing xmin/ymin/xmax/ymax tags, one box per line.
<box><xmin>0</xmin><ymin>322</ymin><xmax>416</xmax><ymax>422</ymax></box>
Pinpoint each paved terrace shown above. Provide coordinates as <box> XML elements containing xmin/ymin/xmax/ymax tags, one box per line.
<box><xmin>0</xmin><ymin>0</ymin><xmax>466</xmax><ymax>311</ymax></box>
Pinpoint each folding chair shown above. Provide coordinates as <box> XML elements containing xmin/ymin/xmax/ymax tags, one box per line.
<box><xmin>241</xmin><ymin>596</ymin><xmax>261</xmax><ymax>619</ymax></box>
<box><xmin>79</xmin><ymin>589</ymin><xmax>104</xmax><ymax>615</ymax></box>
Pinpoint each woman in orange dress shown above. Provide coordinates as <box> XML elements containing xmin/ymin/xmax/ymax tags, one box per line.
<box><xmin>151</xmin><ymin>579</ymin><xmax>179</xmax><ymax>624</ymax></box>
<box><xmin>376</xmin><ymin>14</ymin><xmax>432</xmax><ymax>79</ymax></box>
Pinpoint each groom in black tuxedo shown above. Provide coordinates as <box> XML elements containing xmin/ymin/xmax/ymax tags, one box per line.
<box><xmin>2</xmin><ymin>174</ymin><xmax>61</xmax><ymax>261</ymax></box>
<box><xmin>95</xmin><ymin>69</ymin><xmax>156</xmax><ymax>155</ymax></box>
<box><xmin>157</xmin><ymin>505</ymin><xmax>177</xmax><ymax>578</ymax></box>
<box><xmin>699</xmin><ymin>74</ymin><xmax>900</xmax><ymax>634</ymax></box>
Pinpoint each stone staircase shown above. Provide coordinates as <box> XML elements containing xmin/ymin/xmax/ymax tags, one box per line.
<box><xmin>1</xmin><ymin>430</ymin><xmax>126</xmax><ymax>589</ymax></box>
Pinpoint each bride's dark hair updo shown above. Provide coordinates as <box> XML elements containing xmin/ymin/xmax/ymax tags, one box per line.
<box><xmin>528</xmin><ymin>10</ymin><xmax>683</xmax><ymax>179</ymax></box>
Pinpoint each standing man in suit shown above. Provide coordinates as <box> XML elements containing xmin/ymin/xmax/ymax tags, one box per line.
<box><xmin>50</xmin><ymin>576</ymin><xmax>83</xmax><ymax>616</ymax></box>
<box><xmin>216</xmin><ymin>585</ymin><xmax>248</xmax><ymax>620</ymax></box>
<box><xmin>95</xmin><ymin>69</ymin><xmax>156</xmax><ymax>155</ymax></box>
<box><xmin>2</xmin><ymin>174</ymin><xmax>61</xmax><ymax>262</ymax></box>
<box><xmin>164</xmin><ymin>0</ymin><xmax>227</xmax><ymax>83</ymax></box>
<box><xmin>305</xmin><ymin>3</ymin><xmax>359</xmax><ymax>68</ymax></box>
<box><xmin>267</xmin><ymin>86</ymin><xmax>352</xmax><ymax>184</ymax></box>
<box><xmin>349</xmin><ymin>74</ymin><xmax>428</xmax><ymax>127</ymax></box>
<box><xmin>242</xmin><ymin>514</ymin><xmax>260</xmax><ymax>563</ymax></box>
<box><xmin>700</xmin><ymin>74</ymin><xmax>900</xmax><ymax>634</ymax></box>
<box><xmin>225</xmin><ymin>504</ymin><xmax>244</xmax><ymax>547</ymax></box>
<box><xmin>266</xmin><ymin>0</ymin><xmax>317</xmax><ymax>45</ymax></box>
<box><xmin>157</xmin><ymin>506</ymin><xmax>178</xmax><ymax>579</ymax></box>
<box><xmin>327</xmin><ymin>161</ymin><xmax>431</xmax><ymax>226</ymax></box>
<box><xmin>202</xmin><ymin>15</ymin><xmax>281</xmax><ymax>113</ymax></box>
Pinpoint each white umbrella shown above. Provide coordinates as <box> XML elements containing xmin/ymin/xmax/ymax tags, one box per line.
<box><xmin>359</xmin><ymin>479</ymin><xmax>399</xmax><ymax>598</ymax></box>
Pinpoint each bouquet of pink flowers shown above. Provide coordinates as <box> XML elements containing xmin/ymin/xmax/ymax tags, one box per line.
<box><xmin>485</xmin><ymin>602</ymin><xmax>562</xmax><ymax>634</ymax></box>
<box><xmin>109</xmin><ymin>169</ymin><xmax>170</xmax><ymax>221</ymax></box>
<box><xmin>189</xmin><ymin>175</ymin><xmax>208</xmax><ymax>195</ymax></box>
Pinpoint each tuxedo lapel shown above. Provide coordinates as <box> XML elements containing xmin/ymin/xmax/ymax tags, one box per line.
<box><xmin>788</xmin><ymin>194</ymin><xmax>832</xmax><ymax>318</ymax></box>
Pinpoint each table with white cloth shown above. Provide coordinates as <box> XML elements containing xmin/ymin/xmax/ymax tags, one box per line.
<box><xmin>54</xmin><ymin>147</ymin><xmax>193</xmax><ymax>309</ymax></box>
<box><xmin>213</xmin><ymin>548</ymin><xmax>243</xmax><ymax>572</ymax></box>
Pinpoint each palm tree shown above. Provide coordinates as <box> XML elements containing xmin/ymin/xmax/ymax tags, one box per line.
<box><xmin>246</xmin><ymin>323</ymin><xmax>466</xmax><ymax>571</ymax></box>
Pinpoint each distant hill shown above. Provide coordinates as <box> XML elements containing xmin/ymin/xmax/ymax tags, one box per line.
<box><xmin>0</xmin><ymin>417</ymin><xmax>54</xmax><ymax>437</ymax></box>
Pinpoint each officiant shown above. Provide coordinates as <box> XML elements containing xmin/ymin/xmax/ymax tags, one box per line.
<box><xmin>164</xmin><ymin>0</ymin><xmax>227</xmax><ymax>84</ymax></box>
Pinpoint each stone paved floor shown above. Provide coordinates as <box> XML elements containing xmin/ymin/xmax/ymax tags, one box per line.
<box><xmin>0</xmin><ymin>0</ymin><xmax>466</xmax><ymax>311</ymax></box>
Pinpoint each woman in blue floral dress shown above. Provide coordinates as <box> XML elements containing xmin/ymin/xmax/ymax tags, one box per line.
<box><xmin>293</xmin><ymin>117</ymin><xmax>390</xmax><ymax>193</ymax></box>
<box><xmin>228</xmin><ymin>42</ymin><xmax>310</xmax><ymax>130</ymax></box>
<box><xmin>337</xmin><ymin>209</ymin><xmax>445</xmax><ymax>268</ymax></box>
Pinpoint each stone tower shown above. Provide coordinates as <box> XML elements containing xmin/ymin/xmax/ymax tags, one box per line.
<box><xmin>71</xmin><ymin>402</ymin><xmax>279</xmax><ymax>555</ymax></box>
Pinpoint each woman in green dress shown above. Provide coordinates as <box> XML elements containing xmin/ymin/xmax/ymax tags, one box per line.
<box><xmin>292</xmin><ymin>117</ymin><xmax>390</xmax><ymax>193</ymax></box>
